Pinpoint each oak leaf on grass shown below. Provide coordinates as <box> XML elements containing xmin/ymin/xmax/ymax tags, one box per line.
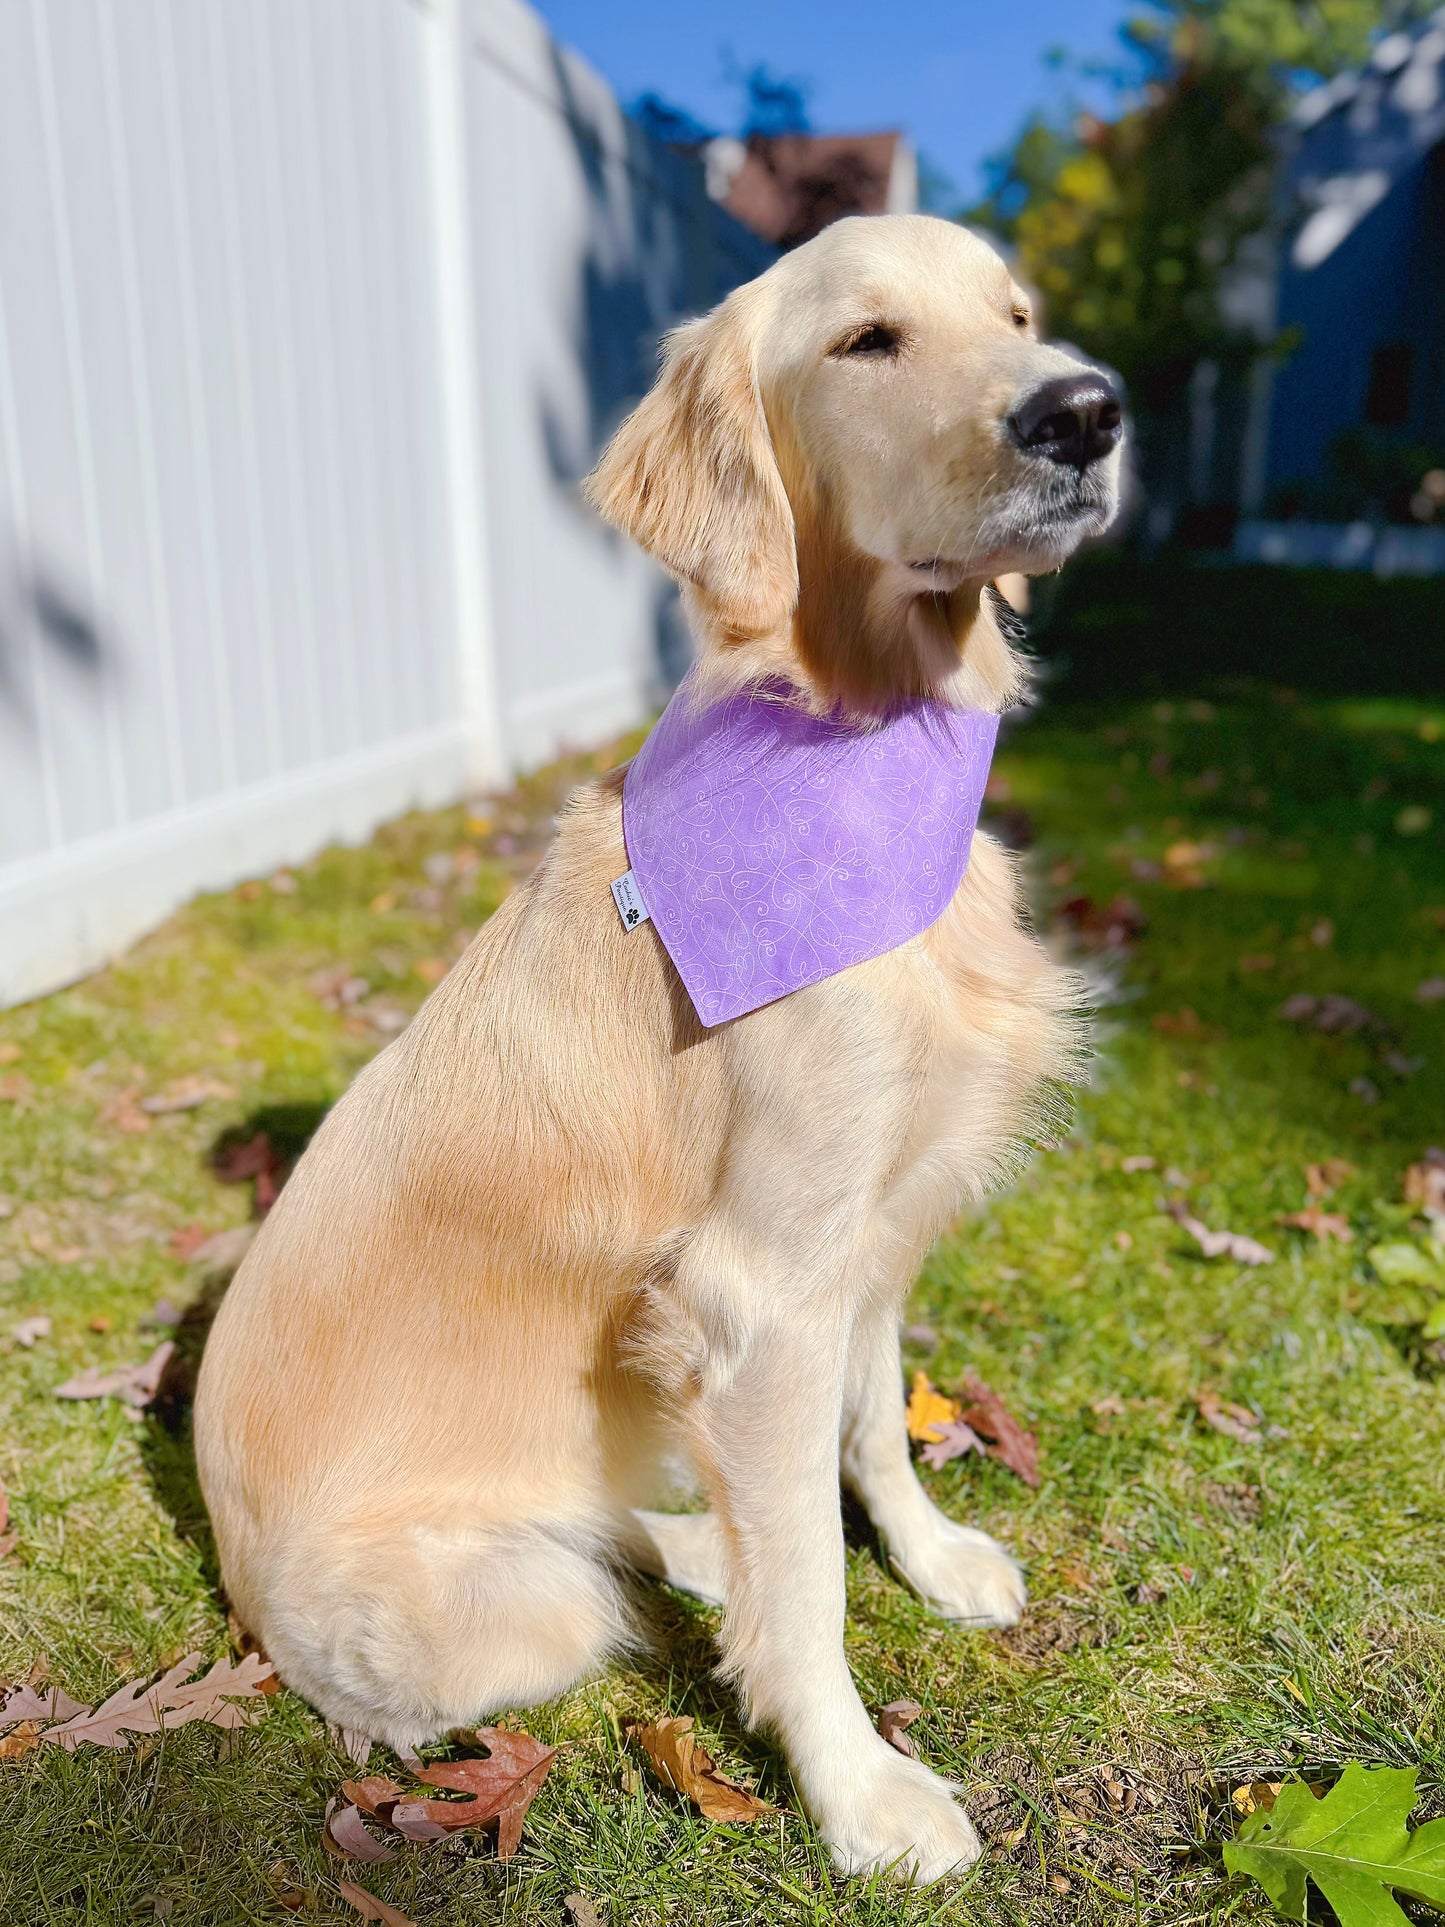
<box><xmin>1225</xmin><ymin>1762</ymin><xmax>1445</xmax><ymax>1925</ymax></box>
<box><xmin>627</xmin><ymin>1716</ymin><xmax>770</xmax><ymax>1823</ymax></box>
<box><xmin>336</xmin><ymin>1882</ymin><xmax>417</xmax><ymax>1927</ymax></box>
<box><xmin>53</xmin><ymin>1341</ymin><xmax>174</xmax><ymax>1409</ymax></box>
<box><xmin>338</xmin><ymin>1729</ymin><xmax>556</xmax><ymax>1859</ymax></box>
<box><xmin>957</xmin><ymin>1374</ymin><xmax>1040</xmax><ymax>1487</ymax></box>
<box><xmin>39</xmin><ymin>1651</ymin><xmax>276</xmax><ymax>1750</ymax></box>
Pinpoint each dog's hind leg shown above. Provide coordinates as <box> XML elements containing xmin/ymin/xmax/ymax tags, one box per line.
<box><xmin>841</xmin><ymin>1297</ymin><xmax>1025</xmax><ymax>1626</ymax></box>
<box><xmin>621</xmin><ymin>1509</ymin><xmax>728</xmax><ymax>1605</ymax></box>
<box><xmin>256</xmin><ymin>1516</ymin><xmax>632</xmax><ymax>1752</ymax></box>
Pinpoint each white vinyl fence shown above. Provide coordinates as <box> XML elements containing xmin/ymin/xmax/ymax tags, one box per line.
<box><xmin>0</xmin><ymin>0</ymin><xmax>772</xmax><ymax>1007</ymax></box>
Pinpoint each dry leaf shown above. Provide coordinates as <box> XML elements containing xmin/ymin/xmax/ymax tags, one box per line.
<box><xmin>1166</xmin><ymin>1199</ymin><xmax>1274</xmax><ymax>1266</ymax></box>
<box><xmin>336</xmin><ymin>1883</ymin><xmax>416</xmax><ymax>1927</ymax></box>
<box><xmin>1121</xmin><ymin>1154</ymin><xmax>1156</xmax><ymax>1173</ymax></box>
<box><xmin>1150</xmin><ymin>1006</ymin><xmax>1221</xmax><ymax>1040</ymax></box>
<box><xmin>918</xmin><ymin>1418</ymin><xmax>987</xmax><ymax>1470</ymax></box>
<box><xmin>1277</xmin><ymin>1208</ymin><xmax>1353</xmax><ymax>1243</ymax></box>
<box><xmin>0</xmin><ymin>1721</ymin><xmax>43</xmax><ymax>1762</ymax></box>
<box><xmin>1091</xmin><ymin>1395</ymin><xmax>1126</xmax><ymax>1418</ymax></box>
<box><xmin>414</xmin><ymin>957</ymin><xmax>448</xmax><ymax>986</ymax></box>
<box><xmin>212</xmin><ymin>1133</ymin><xmax>288</xmax><ymax>1214</ymax></box>
<box><xmin>53</xmin><ymin>1341</ymin><xmax>175</xmax><ymax>1409</ymax></box>
<box><xmin>11</xmin><ymin>1314</ymin><xmax>51</xmax><ymax>1348</ymax></box>
<box><xmin>1</xmin><ymin>1681</ymin><xmax>87</xmax><ymax>1729</ymax></box>
<box><xmin>39</xmin><ymin>1650</ymin><xmax>275</xmax><ymax>1751</ymax></box>
<box><xmin>1306</xmin><ymin>1159</ymin><xmax>1355</xmax><ymax>1200</ymax></box>
<box><xmin>379</xmin><ymin>1729</ymin><xmax>557</xmax><ymax>1857</ymax></box>
<box><xmin>101</xmin><ymin>1088</ymin><xmax>151</xmax><ymax>1133</ymax></box>
<box><xmin>957</xmin><ymin>1375</ymin><xmax>1040</xmax><ymax>1487</ymax></box>
<box><xmin>187</xmin><ymin>1224</ymin><xmax>257</xmax><ymax>1271</ymax></box>
<box><xmin>1232</xmin><ymin>1780</ymin><xmax>1283</xmax><ymax>1815</ymax></box>
<box><xmin>877</xmin><ymin>1699</ymin><xmax>924</xmax><ymax>1759</ymax></box>
<box><xmin>1195</xmin><ymin>1392</ymin><xmax>1262</xmax><ymax>1446</ymax></box>
<box><xmin>628</xmin><ymin>1716</ymin><xmax>770</xmax><ymax>1823</ymax></box>
<box><xmin>0</xmin><ymin>1042</ymin><xmax>20</xmax><ymax>1064</ymax></box>
<box><xmin>140</xmin><ymin>1076</ymin><xmax>235</xmax><ymax>1116</ymax></box>
<box><xmin>167</xmin><ymin>1224</ymin><xmax>212</xmax><ymax>1260</ymax></box>
<box><xmin>324</xmin><ymin>1800</ymin><xmax>396</xmax><ymax>1864</ymax></box>
<box><xmin>0</xmin><ymin>1073</ymin><xmax>34</xmax><ymax>1107</ymax></box>
<box><xmin>563</xmin><ymin>1897</ymin><xmax>604</xmax><ymax>1927</ymax></box>
<box><xmin>904</xmin><ymin>1370</ymin><xmax>959</xmax><ymax>1443</ymax></box>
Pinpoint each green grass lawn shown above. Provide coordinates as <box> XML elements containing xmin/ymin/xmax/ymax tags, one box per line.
<box><xmin>2</xmin><ymin>605</ymin><xmax>1443</xmax><ymax>1925</ymax></box>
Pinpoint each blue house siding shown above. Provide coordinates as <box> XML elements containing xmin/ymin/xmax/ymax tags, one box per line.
<box><xmin>1259</xmin><ymin>17</ymin><xmax>1445</xmax><ymax>509</ymax></box>
<box><xmin>1266</xmin><ymin>145</ymin><xmax>1444</xmax><ymax>497</ymax></box>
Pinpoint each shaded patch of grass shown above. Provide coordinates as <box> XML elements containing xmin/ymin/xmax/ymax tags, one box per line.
<box><xmin>0</xmin><ymin>670</ymin><xmax>1442</xmax><ymax>1924</ymax></box>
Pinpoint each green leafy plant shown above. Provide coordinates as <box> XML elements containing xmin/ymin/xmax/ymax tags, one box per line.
<box><xmin>1225</xmin><ymin>1764</ymin><xmax>1445</xmax><ymax>1923</ymax></box>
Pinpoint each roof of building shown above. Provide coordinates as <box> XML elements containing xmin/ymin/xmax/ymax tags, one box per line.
<box><xmin>1283</xmin><ymin>9</ymin><xmax>1445</xmax><ymax>270</ymax></box>
<box><xmin>699</xmin><ymin>131</ymin><xmax>916</xmax><ymax>250</ymax></box>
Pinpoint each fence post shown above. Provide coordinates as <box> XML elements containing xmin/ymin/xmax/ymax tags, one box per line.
<box><xmin>421</xmin><ymin>0</ymin><xmax>507</xmax><ymax>789</ymax></box>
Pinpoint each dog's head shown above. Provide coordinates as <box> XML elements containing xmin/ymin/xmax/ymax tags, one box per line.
<box><xmin>586</xmin><ymin>214</ymin><xmax>1123</xmax><ymax>713</ymax></box>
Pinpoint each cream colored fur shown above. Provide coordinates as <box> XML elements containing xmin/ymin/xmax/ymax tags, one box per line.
<box><xmin>195</xmin><ymin>215</ymin><xmax>1119</xmax><ymax>1882</ymax></box>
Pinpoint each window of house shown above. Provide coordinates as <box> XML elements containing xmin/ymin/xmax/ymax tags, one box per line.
<box><xmin>1364</xmin><ymin>342</ymin><xmax>1413</xmax><ymax>426</ymax></box>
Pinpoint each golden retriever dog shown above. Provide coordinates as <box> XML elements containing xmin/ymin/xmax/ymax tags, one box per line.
<box><xmin>196</xmin><ymin>214</ymin><xmax>1123</xmax><ymax>1881</ymax></box>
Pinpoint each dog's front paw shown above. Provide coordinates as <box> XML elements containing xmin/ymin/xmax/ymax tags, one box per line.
<box><xmin>888</xmin><ymin>1520</ymin><xmax>1025</xmax><ymax>1626</ymax></box>
<box><xmin>811</xmin><ymin>1741</ymin><xmax>981</xmax><ymax>1883</ymax></box>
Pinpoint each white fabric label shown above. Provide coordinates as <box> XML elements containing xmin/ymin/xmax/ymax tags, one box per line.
<box><xmin>610</xmin><ymin>869</ymin><xmax>651</xmax><ymax>931</ymax></box>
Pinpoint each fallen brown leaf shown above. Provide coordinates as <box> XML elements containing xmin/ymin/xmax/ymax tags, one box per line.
<box><xmin>1195</xmin><ymin>1392</ymin><xmax>1262</xmax><ymax>1446</ymax></box>
<box><xmin>101</xmin><ymin>1087</ymin><xmax>151</xmax><ymax>1133</ymax></box>
<box><xmin>212</xmin><ymin>1133</ymin><xmax>288</xmax><ymax>1214</ymax></box>
<box><xmin>0</xmin><ymin>1073</ymin><xmax>34</xmax><ymax>1107</ymax></box>
<box><xmin>1306</xmin><ymin>1158</ymin><xmax>1356</xmax><ymax>1200</ymax></box>
<box><xmin>0</xmin><ymin>1721</ymin><xmax>43</xmax><ymax>1761</ymax></box>
<box><xmin>563</xmin><ymin>1897</ymin><xmax>605</xmax><ymax>1927</ymax></box>
<box><xmin>957</xmin><ymin>1374</ymin><xmax>1040</xmax><ymax>1487</ymax></box>
<box><xmin>1150</xmin><ymin>1006</ymin><xmax>1221</xmax><ymax>1040</ymax></box>
<box><xmin>39</xmin><ymin>1650</ymin><xmax>276</xmax><ymax>1751</ymax></box>
<box><xmin>187</xmin><ymin>1224</ymin><xmax>257</xmax><ymax>1271</ymax></box>
<box><xmin>877</xmin><ymin>1699</ymin><xmax>924</xmax><ymax>1759</ymax></box>
<box><xmin>0</xmin><ymin>1042</ymin><xmax>20</xmax><ymax>1063</ymax></box>
<box><xmin>167</xmin><ymin>1224</ymin><xmax>213</xmax><ymax>1260</ymax></box>
<box><xmin>11</xmin><ymin>1314</ymin><xmax>51</xmax><ymax>1348</ymax></box>
<box><xmin>1121</xmin><ymin>1154</ymin><xmax>1156</xmax><ymax>1173</ymax></box>
<box><xmin>391</xmin><ymin>1730</ymin><xmax>556</xmax><ymax>1857</ymax></box>
<box><xmin>140</xmin><ymin>1076</ymin><xmax>235</xmax><ymax>1116</ymax></box>
<box><xmin>53</xmin><ymin>1341</ymin><xmax>175</xmax><ymax>1409</ymax></box>
<box><xmin>1277</xmin><ymin>1208</ymin><xmax>1353</xmax><ymax>1243</ymax></box>
<box><xmin>336</xmin><ymin>1883</ymin><xmax>416</xmax><ymax>1927</ymax></box>
<box><xmin>1166</xmin><ymin>1199</ymin><xmax>1274</xmax><ymax>1266</ymax></box>
<box><xmin>1</xmin><ymin>1681</ymin><xmax>87</xmax><ymax>1729</ymax></box>
<box><xmin>1090</xmin><ymin>1395</ymin><xmax>1126</xmax><ymax>1418</ymax></box>
<box><xmin>628</xmin><ymin>1716</ymin><xmax>770</xmax><ymax>1823</ymax></box>
<box><xmin>324</xmin><ymin>1800</ymin><xmax>396</xmax><ymax>1864</ymax></box>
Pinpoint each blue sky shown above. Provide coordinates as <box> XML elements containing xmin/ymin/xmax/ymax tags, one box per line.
<box><xmin>532</xmin><ymin>0</ymin><xmax>1133</xmax><ymax>205</ymax></box>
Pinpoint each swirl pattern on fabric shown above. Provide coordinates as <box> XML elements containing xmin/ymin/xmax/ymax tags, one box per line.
<box><xmin>622</xmin><ymin>672</ymin><xmax>999</xmax><ymax>1027</ymax></box>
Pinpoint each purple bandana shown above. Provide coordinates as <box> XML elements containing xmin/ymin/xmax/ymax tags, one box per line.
<box><xmin>619</xmin><ymin>673</ymin><xmax>999</xmax><ymax>1026</ymax></box>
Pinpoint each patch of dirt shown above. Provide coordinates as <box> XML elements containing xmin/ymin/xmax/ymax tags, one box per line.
<box><xmin>993</xmin><ymin>1606</ymin><xmax>1116</xmax><ymax>1663</ymax></box>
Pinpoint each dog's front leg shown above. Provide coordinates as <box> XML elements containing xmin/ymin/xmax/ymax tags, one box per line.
<box><xmin>841</xmin><ymin>1297</ymin><xmax>1025</xmax><ymax>1626</ymax></box>
<box><xmin>676</xmin><ymin>1240</ymin><xmax>981</xmax><ymax>1882</ymax></box>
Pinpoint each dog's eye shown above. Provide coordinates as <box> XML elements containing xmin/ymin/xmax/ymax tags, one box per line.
<box><xmin>1012</xmin><ymin>307</ymin><xmax>1030</xmax><ymax>330</ymax></box>
<box><xmin>833</xmin><ymin>323</ymin><xmax>902</xmax><ymax>360</ymax></box>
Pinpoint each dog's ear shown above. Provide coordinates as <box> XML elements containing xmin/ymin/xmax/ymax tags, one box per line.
<box><xmin>584</xmin><ymin>305</ymin><xmax>797</xmax><ymax>642</ymax></box>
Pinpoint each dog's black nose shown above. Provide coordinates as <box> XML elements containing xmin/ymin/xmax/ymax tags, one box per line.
<box><xmin>1010</xmin><ymin>373</ymin><xmax>1123</xmax><ymax>470</ymax></box>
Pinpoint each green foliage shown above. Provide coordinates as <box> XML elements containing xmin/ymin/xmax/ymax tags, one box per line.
<box><xmin>1225</xmin><ymin>1763</ymin><xmax>1445</xmax><ymax>1923</ymax></box>
<box><xmin>969</xmin><ymin>1</ymin><xmax>1425</xmax><ymax>410</ymax></box>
